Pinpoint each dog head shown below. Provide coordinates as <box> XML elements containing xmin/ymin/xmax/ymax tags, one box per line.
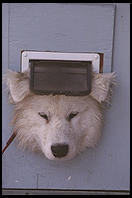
<box><xmin>5</xmin><ymin>70</ymin><xmax>116</xmax><ymax>160</ymax></box>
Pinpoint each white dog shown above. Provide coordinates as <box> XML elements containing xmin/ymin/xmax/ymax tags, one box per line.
<box><xmin>5</xmin><ymin>70</ymin><xmax>116</xmax><ymax>160</ymax></box>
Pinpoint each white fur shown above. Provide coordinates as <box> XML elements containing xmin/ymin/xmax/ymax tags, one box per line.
<box><xmin>5</xmin><ymin>69</ymin><xmax>116</xmax><ymax>160</ymax></box>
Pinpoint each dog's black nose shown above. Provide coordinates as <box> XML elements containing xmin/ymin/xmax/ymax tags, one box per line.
<box><xmin>51</xmin><ymin>143</ymin><xmax>69</xmax><ymax>158</ymax></box>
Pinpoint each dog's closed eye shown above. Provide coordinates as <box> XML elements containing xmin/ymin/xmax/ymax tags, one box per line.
<box><xmin>67</xmin><ymin>112</ymin><xmax>79</xmax><ymax>121</ymax></box>
<box><xmin>38</xmin><ymin>112</ymin><xmax>49</xmax><ymax>121</ymax></box>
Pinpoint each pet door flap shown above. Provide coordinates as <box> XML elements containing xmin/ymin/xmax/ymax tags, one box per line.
<box><xmin>30</xmin><ymin>60</ymin><xmax>92</xmax><ymax>96</ymax></box>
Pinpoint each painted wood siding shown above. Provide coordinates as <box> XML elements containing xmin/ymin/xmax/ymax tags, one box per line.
<box><xmin>2</xmin><ymin>3</ymin><xmax>130</xmax><ymax>191</ymax></box>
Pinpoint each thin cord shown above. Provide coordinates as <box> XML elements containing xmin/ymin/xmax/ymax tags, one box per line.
<box><xmin>2</xmin><ymin>132</ymin><xmax>16</xmax><ymax>154</ymax></box>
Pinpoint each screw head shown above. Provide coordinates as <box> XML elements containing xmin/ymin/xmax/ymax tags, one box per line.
<box><xmin>24</xmin><ymin>53</ymin><xmax>27</xmax><ymax>57</ymax></box>
<box><xmin>95</xmin><ymin>55</ymin><xmax>98</xmax><ymax>59</ymax></box>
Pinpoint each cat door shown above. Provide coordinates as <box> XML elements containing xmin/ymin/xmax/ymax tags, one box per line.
<box><xmin>21</xmin><ymin>51</ymin><xmax>103</xmax><ymax>96</ymax></box>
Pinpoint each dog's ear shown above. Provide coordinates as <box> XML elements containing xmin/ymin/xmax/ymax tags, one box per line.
<box><xmin>90</xmin><ymin>72</ymin><xmax>116</xmax><ymax>104</ymax></box>
<box><xmin>4</xmin><ymin>70</ymin><xmax>30</xmax><ymax>103</ymax></box>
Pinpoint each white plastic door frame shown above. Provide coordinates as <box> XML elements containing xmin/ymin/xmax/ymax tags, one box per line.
<box><xmin>21</xmin><ymin>51</ymin><xmax>102</xmax><ymax>73</ymax></box>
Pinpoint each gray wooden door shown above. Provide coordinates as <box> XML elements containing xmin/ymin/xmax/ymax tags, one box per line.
<box><xmin>2</xmin><ymin>3</ymin><xmax>130</xmax><ymax>192</ymax></box>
